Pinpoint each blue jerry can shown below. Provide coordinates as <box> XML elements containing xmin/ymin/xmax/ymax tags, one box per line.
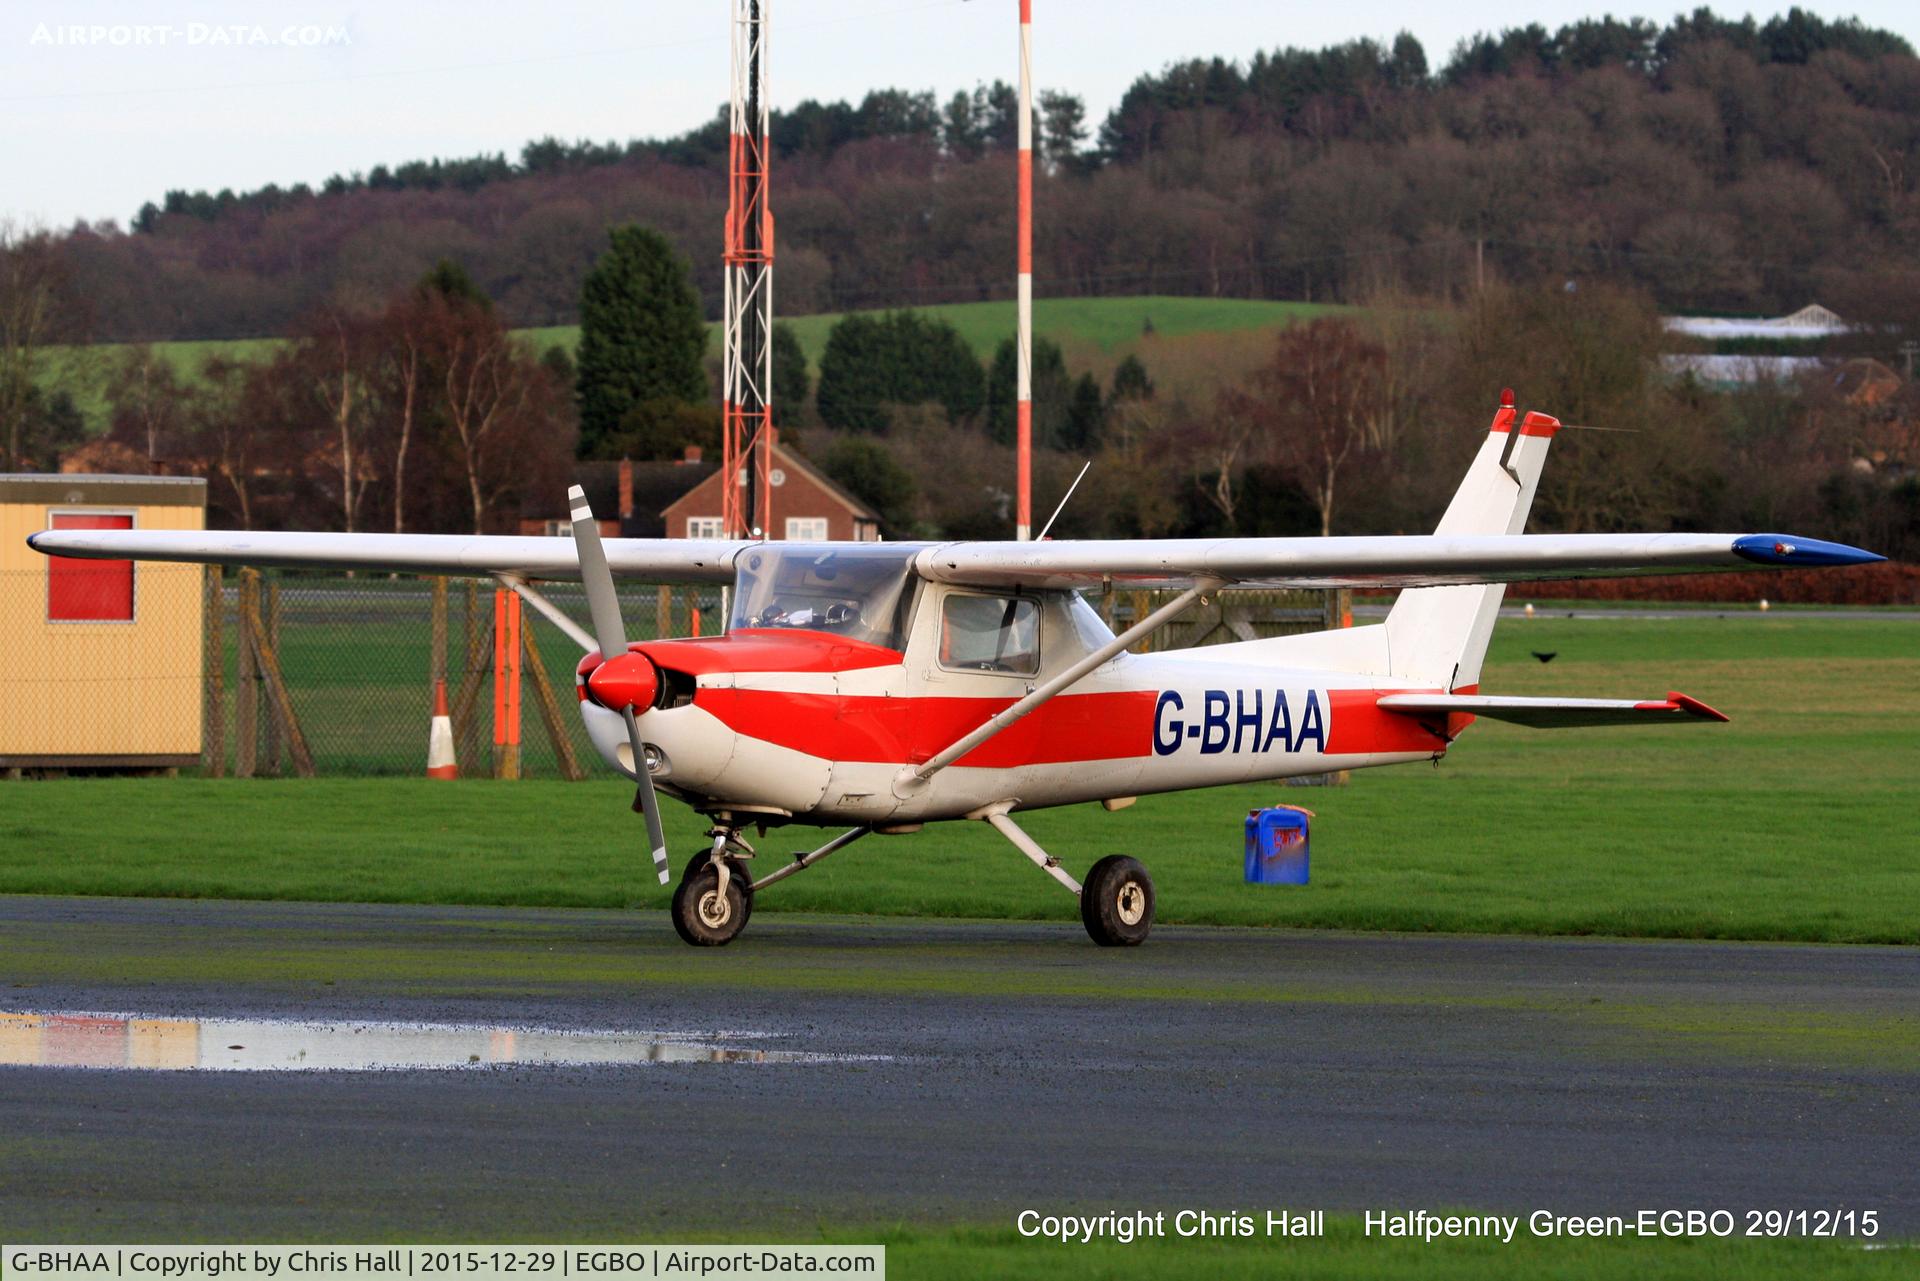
<box><xmin>1244</xmin><ymin>806</ymin><xmax>1312</xmax><ymax>885</ymax></box>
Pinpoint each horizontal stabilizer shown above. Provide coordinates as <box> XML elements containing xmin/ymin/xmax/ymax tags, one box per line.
<box><xmin>1376</xmin><ymin>691</ymin><xmax>1730</xmax><ymax>728</ymax></box>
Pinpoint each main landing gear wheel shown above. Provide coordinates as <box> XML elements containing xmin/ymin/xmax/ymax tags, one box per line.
<box><xmin>671</xmin><ymin>861</ymin><xmax>751</xmax><ymax>946</ymax></box>
<box><xmin>1081</xmin><ymin>855</ymin><xmax>1155</xmax><ymax>947</ymax></box>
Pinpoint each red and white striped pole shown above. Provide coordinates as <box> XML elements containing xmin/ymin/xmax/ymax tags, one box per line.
<box><xmin>1015</xmin><ymin>0</ymin><xmax>1033</xmax><ymax>541</ymax></box>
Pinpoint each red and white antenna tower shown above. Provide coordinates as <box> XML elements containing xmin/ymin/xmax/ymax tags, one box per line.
<box><xmin>722</xmin><ymin>0</ymin><xmax>774</xmax><ymax>540</ymax></box>
<box><xmin>1014</xmin><ymin>0</ymin><xmax>1033</xmax><ymax>540</ymax></box>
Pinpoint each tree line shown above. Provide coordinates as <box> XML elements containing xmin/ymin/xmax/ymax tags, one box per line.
<box><xmin>25</xmin><ymin>7</ymin><xmax>1918</xmax><ymax>344</ymax></box>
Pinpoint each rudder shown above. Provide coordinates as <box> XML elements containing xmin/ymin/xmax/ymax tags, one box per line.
<box><xmin>1384</xmin><ymin>393</ymin><xmax>1559</xmax><ymax>689</ymax></box>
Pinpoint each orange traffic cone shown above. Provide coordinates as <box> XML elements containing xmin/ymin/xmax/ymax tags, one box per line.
<box><xmin>427</xmin><ymin>679</ymin><xmax>457</xmax><ymax>779</ymax></box>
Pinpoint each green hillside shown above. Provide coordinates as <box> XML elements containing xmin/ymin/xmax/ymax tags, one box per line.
<box><xmin>51</xmin><ymin>296</ymin><xmax>1337</xmax><ymax>433</ymax></box>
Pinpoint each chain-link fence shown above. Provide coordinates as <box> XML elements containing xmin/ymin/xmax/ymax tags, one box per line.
<box><xmin>3</xmin><ymin>565</ymin><xmax>1340</xmax><ymax>778</ymax></box>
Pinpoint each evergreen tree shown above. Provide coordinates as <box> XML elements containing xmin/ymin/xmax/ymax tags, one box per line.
<box><xmin>574</xmin><ymin>224</ymin><xmax>706</xmax><ymax>457</ymax></box>
<box><xmin>418</xmin><ymin>258</ymin><xmax>491</xmax><ymax>308</ymax></box>
<box><xmin>820</xmin><ymin>435</ymin><xmax>916</xmax><ymax>534</ymax></box>
<box><xmin>1110</xmin><ymin>353</ymin><xmax>1155</xmax><ymax>402</ymax></box>
<box><xmin>985</xmin><ymin>335</ymin><xmax>1071</xmax><ymax>447</ymax></box>
<box><xmin>816</xmin><ymin>311</ymin><xmax>984</xmax><ymax>433</ymax></box>
<box><xmin>1064</xmin><ymin>373</ymin><xmax>1106</xmax><ymax>453</ymax></box>
<box><xmin>772</xmin><ymin>321</ymin><xmax>810</xmax><ymax>413</ymax></box>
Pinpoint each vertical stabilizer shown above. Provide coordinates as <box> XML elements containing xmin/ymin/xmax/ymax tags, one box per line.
<box><xmin>1384</xmin><ymin>394</ymin><xmax>1558</xmax><ymax>689</ymax></box>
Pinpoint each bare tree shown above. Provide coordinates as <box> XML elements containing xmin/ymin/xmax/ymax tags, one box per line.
<box><xmin>188</xmin><ymin>358</ymin><xmax>265</xmax><ymax>528</ymax></box>
<box><xmin>1223</xmin><ymin>319</ymin><xmax>1385</xmax><ymax>537</ymax></box>
<box><xmin>0</xmin><ymin>222</ymin><xmax>82</xmax><ymax>471</ymax></box>
<box><xmin>104</xmin><ymin>345</ymin><xmax>187</xmax><ymax>471</ymax></box>
<box><xmin>303</xmin><ymin>308</ymin><xmax>379</xmax><ymax>532</ymax></box>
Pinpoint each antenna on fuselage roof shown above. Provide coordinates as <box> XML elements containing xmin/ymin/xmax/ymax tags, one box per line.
<box><xmin>1035</xmin><ymin>461</ymin><xmax>1092</xmax><ymax>542</ymax></box>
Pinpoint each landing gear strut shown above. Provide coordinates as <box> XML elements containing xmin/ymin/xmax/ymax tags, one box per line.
<box><xmin>668</xmin><ymin>825</ymin><xmax>872</xmax><ymax>947</ymax></box>
<box><xmin>670</xmin><ymin>829</ymin><xmax>755</xmax><ymax>947</ymax></box>
<box><xmin>977</xmin><ymin>804</ymin><xmax>1156</xmax><ymax>946</ymax></box>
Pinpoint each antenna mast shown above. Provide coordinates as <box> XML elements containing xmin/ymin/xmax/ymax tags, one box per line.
<box><xmin>722</xmin><ymin>0</ymin><xmax>774</xmax><ymax>540</ymax></box>
<box><xmin>1015</xmin><ymin>0</ymin><xmax>1033</xmax><ymax>540</ymax></box>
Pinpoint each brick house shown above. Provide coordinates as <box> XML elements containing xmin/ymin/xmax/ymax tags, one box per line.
<box><xmin>662</xmin><ymin>440</ymin><xmax>880</xmax><ymax>541</ymax></box>
<box><xmin>519</xmin><ymin>449</ymin><xmax>719</xmax><ymax>539</ymax></box>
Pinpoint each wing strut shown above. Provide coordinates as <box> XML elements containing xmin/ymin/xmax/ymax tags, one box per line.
<box><xmin>897</xmin><ymin>576</ymin><xmax>1226</xmax><ymax>789</ymax></box>
<box><xmin>495</xmin><ymin>574</ymin><xmax>596</xmax><ymax>654</ymax></box>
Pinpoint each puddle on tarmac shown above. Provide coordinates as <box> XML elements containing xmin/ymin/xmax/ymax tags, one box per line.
<box><xmin>0</xmin><ymin>1011</ymin><xmax>883</xmax><ymax>1072</ymax></box>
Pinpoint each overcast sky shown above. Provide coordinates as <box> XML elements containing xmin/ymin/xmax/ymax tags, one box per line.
<box><xmin>5</xmin><ymin>0</ymin><xmax>1919</xmax><ymax>229</ymax></box>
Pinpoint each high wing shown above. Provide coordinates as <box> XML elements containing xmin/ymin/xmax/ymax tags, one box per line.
<box><xmin>911</xmin><ymin>532</ymin><xmax>1882</xmax><ymax>591</ymax></box>
<box><xmin>24</xmin><ymin>529</ymin><xmax>747</xmax><ymax>583</ymax></box>
<box><xmin>26</xmin><ymin>527</ymin><xmax>1880</xmax><ymax>589</ymax></box>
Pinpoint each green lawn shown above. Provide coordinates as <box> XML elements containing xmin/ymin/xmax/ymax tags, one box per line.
<box><xmin>50</xmin><ymin>295</ymin><xmax>1336</xmax><ymax>430</ymax></box>
<box><xmin>3</xmin><ymin>614</ymin><xmax>1915</xmax><ymax>943</ymax></box>
<box><xmin>529</xmin><ymin>294</ymin><xmax>1341</xmax><ymax>368</ymax></box>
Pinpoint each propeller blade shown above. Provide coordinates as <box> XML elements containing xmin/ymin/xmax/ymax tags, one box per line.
<box><xmin>567</xmin><ymin>485</ymin><xmax>628</xmax><ymax>663</ymax></box>
<box><xmin>625</xmin><ymin>707</ymin><xmax>671</xmax><ymax>885</ymax></box>
<box><xmin>572</xmin><ymin>485</ymin><xmax>668</xmax><ymax>886</ymax></box>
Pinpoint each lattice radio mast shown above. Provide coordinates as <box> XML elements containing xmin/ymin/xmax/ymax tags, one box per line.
<box><xmin>722</xmin><ymin>0</ymin><xmax>774</xmax><ymax>540</ymax></box>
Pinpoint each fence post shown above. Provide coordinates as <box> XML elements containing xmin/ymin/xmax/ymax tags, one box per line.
<box><xmin>430</xmin><ymin>577</ymin><xmax>447</xmax><ymax>689</ymax></box>
<box><xmin>263</xmin><ymin>579</ymin><xmax>283</xmax><ymax>775</ymax></box>
<box><xmin>452</xmin><ymin>580</ymin><xmax>486</xmax><ymax>768</ymax></box>
<box><xmin>235</xmin><ymin>569</ymin><xmax>258</xmax><ymax>778</ymax></box>
<box><xmin>202</xmin><ymin>565</ymin><xmax>225</xmax><ymax>778</ymax></box>
<box><xmin>491</xmin><ymin>589</ymin><xmax>522</xmax><ymax>780</ymax></box>
<box><xmin>1131</xmin><ymin>591</ymin><xmax>1152</xmax><ymax>653</ymax></box>
<box><xmin>240</xmin><ymin>594</ymin><xmax>316</xmax><ymax>778</ymax></box>
<box><xmin>656</xmin><ymin>585</ymin><xmax>670</xmax><ymax>641</ymax></box>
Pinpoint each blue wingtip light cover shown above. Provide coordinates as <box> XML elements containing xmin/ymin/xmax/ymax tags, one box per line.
<box><xmin>1733</xmin><ymin>534</ymin><xmax>1886</xmax><ymax>568</ymax></box>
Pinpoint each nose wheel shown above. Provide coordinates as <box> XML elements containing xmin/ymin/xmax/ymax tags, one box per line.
<box><xmin>671</xmin><ymin>858</ymin><xmax>752</xmax><ymax>946</ymax></box>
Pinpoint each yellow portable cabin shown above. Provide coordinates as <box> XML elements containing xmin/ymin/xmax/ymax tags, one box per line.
<box><xmin>1</xmin><ymin>473</ymin><xmax>207</xmax><ymax>772</ymax></box>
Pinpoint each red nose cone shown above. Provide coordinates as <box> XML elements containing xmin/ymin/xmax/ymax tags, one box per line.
<box><xmin>587</xmin><ymin>652</ymin><xmax>659</xmax><ymax>713</ymax></box>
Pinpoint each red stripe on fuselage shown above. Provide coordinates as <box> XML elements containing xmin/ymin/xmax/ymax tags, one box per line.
<box><xmin>697</xmin><ymin>688</ymin><xmax>1159</xmax><ymax>768</ymax></box>
<box><xmin>700</xmin><ymin>685</ymin><xmax>1454</xmax><ymax>768</ymax></box>
<box><xmin>1324</xmin><ymin>689</ymin><xmax>1453</xmax><ymax>755</ymax></box>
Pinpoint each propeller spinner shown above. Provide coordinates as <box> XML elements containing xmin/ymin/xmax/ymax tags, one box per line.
<box><xmin>568</xmin><ymin>484</ymin><xmax>671</xmax><ymax>886</ymax></box>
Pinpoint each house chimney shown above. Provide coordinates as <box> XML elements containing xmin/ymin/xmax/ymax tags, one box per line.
<box><xmin>618</xmin><ymin>457</ymin><xmax>634</xmax><ymax>521</ymax></box>
<box><xmin>683</xmin><ymin>445</ymin><xmax>703</xmax><ymax>465</ymax></box>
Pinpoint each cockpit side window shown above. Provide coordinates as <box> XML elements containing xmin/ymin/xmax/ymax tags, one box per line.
<box><xmin>939</xmin><ymin>593</ymin><xmax>1040</xmax><ymax>676</ymax></box>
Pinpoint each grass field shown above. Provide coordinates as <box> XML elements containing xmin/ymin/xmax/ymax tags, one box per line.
<box><xmin>3</xmin><ymin>614</ymin><xmax>1915</xmax><ymax>943</ymax></box>
<box><xmin>49</xmin><ymin>296</ymin><xmax>1333</xmax><ymax>430</ymax></box>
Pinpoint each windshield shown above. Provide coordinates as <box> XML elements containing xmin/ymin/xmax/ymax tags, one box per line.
<box><xmin>729</xmin><ymin>545</ymin><xmax>920</xmax><ymax>652</ymax></box>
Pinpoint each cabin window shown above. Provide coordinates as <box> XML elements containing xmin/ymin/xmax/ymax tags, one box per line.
<box><xmin>46</xmin><ymin>512</ymin><xmax>135</xmax><ymax>623</ymax></box>
<box><xmin>939</xmin><ymin>594</ymin><xmax>1039</xmax><ymax>676</ymax></box>
<box><xmin>730</xmin><ymin>545</ymin><xmax>918</xmax><ymax>652</ymax></box>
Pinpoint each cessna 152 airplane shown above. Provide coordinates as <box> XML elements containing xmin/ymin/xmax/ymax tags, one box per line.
<box><xmin>30</xmin><ymin>394</ymin><xmax>1880</xmax><ymax>946</ymax></box>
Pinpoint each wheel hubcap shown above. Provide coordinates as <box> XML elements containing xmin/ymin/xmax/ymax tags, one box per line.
<box><xmin>1116</xmin><ymin>881</ymin><xmax>1145</xmax><ymax>926</ymax></box>
<box><xmin>698</xmin><ymin>891</ymin><xmax>733</xmax><ymax>929</ymax></box>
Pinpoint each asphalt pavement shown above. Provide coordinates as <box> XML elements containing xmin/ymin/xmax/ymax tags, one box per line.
<box><xmin>2</xmin><ymin>894</ymin><xmax>1915</xmax><ymax>1240</ymax></box>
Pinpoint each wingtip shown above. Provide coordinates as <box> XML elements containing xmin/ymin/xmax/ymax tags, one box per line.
<box><xmin>25</xmin><ymin>532</ymin><xmax>42</xmax><ymax>553</ymax></box>
<box><xmin>1733</xmin><ymin>534</ymin><xmax>1885</xmax><ymax>568</ymax></box>
<box><xmin>1667</xmin><ymin>691</ymin><xmax>1731</xmax><ymax>723</ymax></box>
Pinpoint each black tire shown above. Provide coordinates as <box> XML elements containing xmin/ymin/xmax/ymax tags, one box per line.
<box><xmin>679</xmin><ymin>852</ymin><xmax>753</xmax><ymax>928</ymax></box>
<box><xmin>671</xmin><ymin>863</ymin><xmax>750</xmax><ymax>946</ymax></box>
<box><xmin>1080</xmin><ymin>855</ymin><xmax>1154</xmax><ymax>947</ymax></box>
